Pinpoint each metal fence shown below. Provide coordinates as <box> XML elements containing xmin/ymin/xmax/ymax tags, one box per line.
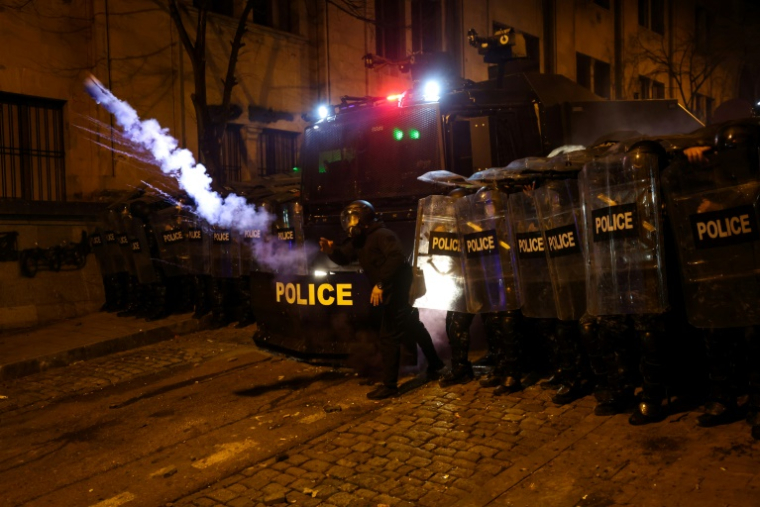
<box><xmin>0</xmin><ymin>92</ymin><xmax>66</xmax><ymax>201</ymax></box>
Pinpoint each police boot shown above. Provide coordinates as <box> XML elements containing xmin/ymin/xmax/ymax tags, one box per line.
<box><xmin>494</xmin><ymin>376</ymin><xmax>523</xmax><ymax>396</ymax></box>
<box><xmin>551</xmin><ymin>320</ymin><xmax>590</xmax><ymax>405</ymax></box>
<box><xmin>145</xmin><ymin>283</ymin><xmax>171</xmax><ymax>322</ymax></box>
<box><xmin>488</xmin><ymin>311</ymin><xmax>523</xmax><ymax>395</ymax></box>
<box><xmin>100</xmin><ymin>275</ymin><xmax>116</xmax><ymax>312</ymax></box>
<box><xmin>594</xmin><ymin>316</ymin><xmax>637</xmax><ymax>416</ymax></box>
<box><xmin>117</xmin><ymin>276</ymin><xmax>140</xmax><ymax>317</ymax></box>
<box><xmin>112</xmin><ymin>272</ymin><xmax>130</xmax><ymax>312</ymax></box>
<box><xmin>439</xmin><ymin>364</ymin><xmax>475</xmax><ymax>388</ymax></box>
<box><xmin>235</xmin><ymin>275</ymin><xmax>256</xmax><ymax>329</ymax></box>
<box><xmin>630</xmin><ymin>319</ymin><xmax>669</xmax><ymax>425</ymax></box>
<box><xmin>209</xmin><ymin>278</ymin><xmax>231</xmax><ymax>329</ymax></box>
<box><xmin>699</xmin><ymin>329</ymin><xmax>741</xmax><ymax>427</ymax></box>
<box><xmin>193</xmin><ymin>275</ymin><xmax>212</xmax><ymax>319</ymax></box>
<box><xmin>177</xmin><ymin>275</ymin><xmax>195</xmax><ymax>314</ymax></box>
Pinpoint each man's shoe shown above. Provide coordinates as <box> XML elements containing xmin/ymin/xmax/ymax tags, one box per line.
<box><xmin>551</xmin><ymin>381</ymin><xmax>587</xmax><ymax>405</ymax></box>
<box><xmin>594</xmin><ymin>393</ymin><xmax>635</xmax><ymax>416</ymax></box>
<box><xmin>698</xmin><ymin>400</ymin><xmax>739</xmax><ymax>427</ymax></box>
<box><xmin>439</xmin><ymin>367</ymin><xmax>474</xmax><ymax>388</ymax></box>
<box><xmin>367</xmin><ymin>386</ymin><xmax>398</xmax><ymax>400</ymax></box>
<box><xmin>493</xmin><ymin>376</ymin><xmax>522</xmax><ymax>396</ymax></box>
<box><xmin>629</xmin><ymin>400</ymin><xmax>667</xmax><ymax>426</ymax></box>
<box><xmin>473</xmin><ymin>353</ymin><xmax>496</xmax><ymax>367</ymax></box>
<box><xmin>479</xmin><ymin>374</ymin><xmax>503</xmax><ymax>388</ymax></box>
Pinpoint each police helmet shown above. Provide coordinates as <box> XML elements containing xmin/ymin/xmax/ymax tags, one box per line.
<box><xmin>714</xmin><ymin>123</ymin><xmax>760</xmax><ymax>151</ymax></box>
<box><xmin>341</xmin><ymin>200</ymin><xmax>376</xmax><ymax>238</ymax></box>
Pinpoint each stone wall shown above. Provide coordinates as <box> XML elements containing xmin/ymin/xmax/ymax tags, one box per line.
<box><xmin>0</xmin><ymin>220</ymin><xmax>104</xmax><ymax>331</ymax></box>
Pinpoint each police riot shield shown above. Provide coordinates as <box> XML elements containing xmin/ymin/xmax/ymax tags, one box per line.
<box><xmin>187</xmin><ymin>215</ymin><xmax>211</xmax><ymax>275</ymax></box>
<box><xmin>509</xmin><ymin>191</ymin><xmax>557</xmax><ymax>319</ymax></box>
<box><xmin>455</xmin><ymin>189</ymin><xmax>521</xmax><ymax>313</ymax></box>
<box><xmin>579</xmin><ymin>152</ymin><xmax>668</xmax><ymax>316</ymax></box>
<box><xmin>102</xmin><ymin>209</ymin><xmax>128</xmax><ymax>274</ymax></box>
<box><xmin>121</xmin><ymin>210</ymin><xmax>159</xmax><ymax>284</ymax></box>
<box><xmin>89</xmin><ymin>226</ymin><xmax>114</xmax><ymax>276</ymax></box>
<box><xmin>152</xmin><ymin>206</ymin><xmax>192</xmax><ymax>278</ymax></box>
<box><xmin>534</xmin><ymin>176</ymin><xmax>588</xmax><ymax>321</ymax></box>
<box><xmin>270</xmin><ymin>202</ymin><xmax>308</xmax><ymax>276</ymax></box>
<box><xmin>411</xmin><ymin>195</ymin><xmax>467</xmax><ymax>312</ymax></box>
<box><xmin>662</xmin><ymin>137</ymin><xmax>760</xmax><ymax>328</ymax></box>
<box><xmin>210</xmin><ymin>225</ymin><xmax>242</xmax><ymax>278</ymax></box>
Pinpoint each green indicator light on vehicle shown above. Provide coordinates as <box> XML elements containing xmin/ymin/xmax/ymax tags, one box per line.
<box><xmin>393</xmin><ymin>128</ymin><xmax>404</xmax><ymax>141</ymax></box>
<box><xmin>409</xmin><ymin>129</ymin><xmax>420</xmax><ymax>140</ymax></box>
<box><xmin>292</xmin><ymin>166</ymin><xmax>300</xmax><ymax>173</ymax></box>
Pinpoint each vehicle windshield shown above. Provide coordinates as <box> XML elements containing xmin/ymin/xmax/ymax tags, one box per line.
<box><xmin>302</xmin><ymin>103</ymin><xmax>444</xmax><ymax>204</ymax></box>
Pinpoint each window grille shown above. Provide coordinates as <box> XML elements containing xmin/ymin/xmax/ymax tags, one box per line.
<box><xmin>0</xmin><ymin>92</ymin><xmax>66</xmax><ymax>201</ymax></box>
<box><xmin>258</xmin><ymin>129</ymin><xmax>299</xmax><ymax>176</ymax></box>
<box><xmin>221</xmin><ymin>123</ymin><xmax>244</xmax><ymax>183</ymax></box>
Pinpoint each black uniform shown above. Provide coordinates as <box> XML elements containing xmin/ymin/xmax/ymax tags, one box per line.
<box><xmin>329</xmin><ymin>221</ymin><xmax>444</xmax><ymax>388</ymax></box>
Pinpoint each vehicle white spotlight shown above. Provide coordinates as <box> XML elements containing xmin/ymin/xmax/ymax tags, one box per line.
<box><xmin>423</xmin><ymin>81</ymin><xmax>441</xmax><ymax>102</ymax></box>
<box><xmin>317</xmin><ymin>105</ymin><xmax>329</xmax><ymax>119</ymax></box>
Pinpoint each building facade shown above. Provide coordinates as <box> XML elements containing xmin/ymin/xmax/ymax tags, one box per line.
<box><xmin>0</xmin><ymin>0</ymin><xmax>751</xmax><ymax>328</ymax></box>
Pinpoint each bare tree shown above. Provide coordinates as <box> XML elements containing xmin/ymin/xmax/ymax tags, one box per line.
<box><xmin>628</xmin><ymin>26</ymin><xmax>728</xmax><ymax>117</ymax></box>
<box><xmin>168</xmin><ymin>0</ymin><xmax>256</xmax><ymax>185</ymax></box>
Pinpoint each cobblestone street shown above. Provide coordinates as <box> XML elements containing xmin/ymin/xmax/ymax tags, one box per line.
<box><xmin>2</xmin><ymin>327</ymin><xmax>759</xmax><ymax>507</ymax></box>
<box><xmin>174</xmin><ymin>374</ymin><xmax>760</xmax><ymax>507</ymax></box>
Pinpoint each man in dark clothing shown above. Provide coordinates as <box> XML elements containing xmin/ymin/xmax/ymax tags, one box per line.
<box><xmin>319</xmin><ymin>200</ymin><xmax>445</xmax><ymax>400</ymax></box>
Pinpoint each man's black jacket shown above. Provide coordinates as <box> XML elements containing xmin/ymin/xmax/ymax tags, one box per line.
<box><xmin>328</xmin><ymin>222</ymin><xmax>409</xmax><ymax>290</ymax></box>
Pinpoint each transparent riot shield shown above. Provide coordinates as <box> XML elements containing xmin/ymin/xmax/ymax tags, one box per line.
<box><xmin>152</xmin><ymin>207</ymin><xmax>192</xmax><ymax>278</ymax></box>
<box><xmin>210</xmin><ymin>225</ymin><xmax>242</xmax><ymax>278</ymax></box>
<box><xmin>102</xmin><ymin>209</ymin><xmax>128</xmax><ymax>274</ymax></box>
<box><xmin>534</xmin><ymin>177</ymin><xmax>588</xmax><ymax>321</ymax></box>
<box><xmin>662</xmin><ymin>144</ymin><xmax>760</xmax><ymax>328</ymax></box>
<box><xmin>187</xmin><ymin>216</ymin><xmax>211</xmax><ymax>275</ymax></box>
<box><xmin>269</xmin><ymin>202</ymin><xmax>308</xmax><ymax>276</ymax></box>
<box><xmin>411</xmin><ymin>195</ymin><xmax>467</xmax><ymax>312</ymax></box>
<box><xmin>455</xmin><ymin>189</ymin><xmax>521</xmax><ymax>313</ymax></box>
<box><xmin>579</xmin><ymin>152</ymin><xmax>668</xmax><ymax>316</ymax></box>
<box><xmin>509</xmin><ymin>191</ymin><xmax>557</xmax><ymax>319</ymax></box>
<box><xmin>121</xmin><ymin>211</ymin><xmax>159</xmax><ymax>284</ymax></box>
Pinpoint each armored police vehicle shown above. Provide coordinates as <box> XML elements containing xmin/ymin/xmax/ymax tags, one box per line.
<box><xmin>251</xmin><ymin>70</ymin><xmax>701</xmax><ymax>361</ymax></box>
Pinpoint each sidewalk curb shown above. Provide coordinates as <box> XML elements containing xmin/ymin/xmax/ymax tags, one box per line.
<box><xmin>0</xmin><ymin>316</ymin><xmax>208</xmax><ymax>382</ymax></box>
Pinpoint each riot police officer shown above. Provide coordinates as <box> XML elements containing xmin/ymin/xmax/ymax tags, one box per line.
<box><xmin>320</xmin><ymin>200</ymin><xmax>445</xmax><ymax>400</ymax></box>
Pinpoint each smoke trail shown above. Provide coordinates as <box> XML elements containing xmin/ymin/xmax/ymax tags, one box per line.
<box><xmin>85</xmin><ymin>75</ymin><xmax>313</xmax><ymax>274</ymax></box>
<box><xmin>85</xmin><ymin>75</ymin><xmax>269</xmax><ymax>232</ymax></box>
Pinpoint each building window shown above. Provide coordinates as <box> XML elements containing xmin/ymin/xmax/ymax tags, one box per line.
<box><xmin>639</xmin><ymin>0</ymin><xmax>665</xmax><ymax>35</ymax></box>
<box><xmin>375</xmin><ymin>0</ymin><xmax>405</xmax><ymax>60</ymax></box>
<box><xmin>0</xmin><ymin>92</ymin><xmax>65</xmax><ymax>201</ymax></box>
<box><xmin>639</xmin><ymin>76</ymin><xmax>652</xmax><ymax>99</ymax></box>
<box><xmin>577</xmin><ymin>53</ymin><xmax>592</xmax><ymax>90</ymax></box>
<box><xmin>652</xmin><ymin>79</ymin><xmax>665</xmax><ymax>99</ymax></box>
<box><xmin>594</xmin><ymin>60</ymin><xmax>611</xmax><ymax>99</ymax></box>
<box><xmin>251</xmin><ymin>0</ymin><xmax>294</xmax><ymax>33</ymax></box>
<box><xmin>638</xmin><ymin>76</ymin><xmax>666</xmax><ymax>99</ymax></box>
<box><xmin>411</xmin><ymin>0</ymin><xmax>442</xmax><ymax>54</ymax></box>
<box><xmin>221</xmin><ymin>124</ymin><xmax>244</xmax><ymax>183</ymax></box>
<box><xmin>577</xmin><ymin>53</ymin><xmax>609</xmax><ymax>98</ymax></box>
<box><xmin>193</xmin><ymin>0</ymin><xmax>233</xmax><ymax>16</ymax></box>
<box><xmin>258</xmin><ymin>129</ymin><xmax>299</xmax><ymax>176</ymax></box>
<box><xmin>594</xmin><ymin>0</ymin><xmax>611</xmax><ymax>9</ymax></box>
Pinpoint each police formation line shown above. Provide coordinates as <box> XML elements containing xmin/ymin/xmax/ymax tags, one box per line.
<box><xmin>408</xmin><ymin>118</ymin><xmax>760</xmax><ymax>441</ymax></box>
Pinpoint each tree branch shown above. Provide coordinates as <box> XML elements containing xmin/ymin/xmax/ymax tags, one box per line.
<box><xmin>221</xmin><ymin>0</ymin><xmax>256</xmax><ymax>112</ymax></box>
<box><xmin>169</xmin><ymin>0</ymin><xmax>195</xmax><ymax>60</ymax></box>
